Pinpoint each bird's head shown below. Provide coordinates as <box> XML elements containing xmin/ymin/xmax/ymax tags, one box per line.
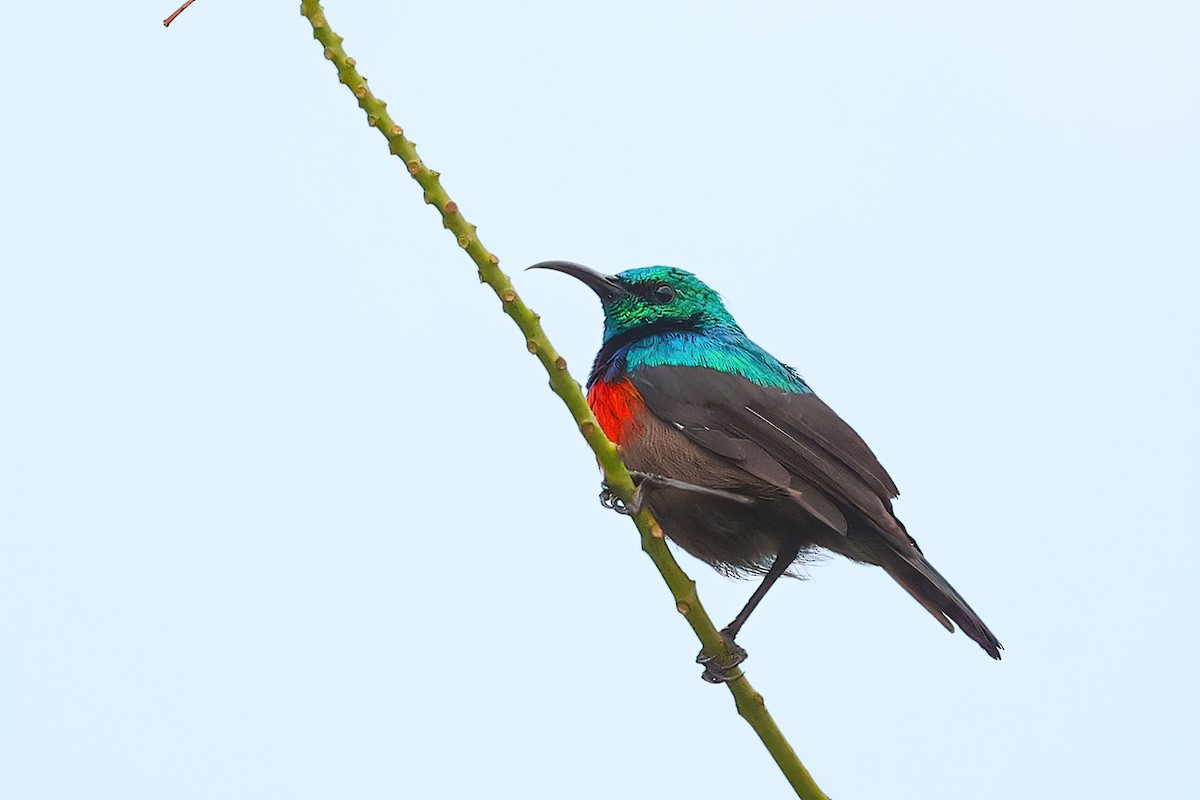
<box><xmin>529</xmin><ymin>261</ymin><xmax>739</xmax><ymax>342</ymax></box>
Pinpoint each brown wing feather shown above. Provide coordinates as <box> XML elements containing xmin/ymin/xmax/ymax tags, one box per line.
<box><xmin>629</xmin><ymin>366</ymin><xmax>909</xmax><ymax>549</ymax></box>
<box><xmin>628</xmin><ymin>365</ymin><xmax>1004</xmax><ymax>659</ymax></box>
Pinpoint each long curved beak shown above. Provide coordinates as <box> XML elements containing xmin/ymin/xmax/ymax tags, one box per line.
<box><xmin>527</xmin><ymin>260</ymin><xmax>629</xmax><ymax>301</ymax></box>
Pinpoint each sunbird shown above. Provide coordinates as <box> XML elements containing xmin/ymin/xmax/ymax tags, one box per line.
<box><xmin>531</xmin><ymin>261</ymin><xmax>1002</xmax><ymax>681</ymax></box>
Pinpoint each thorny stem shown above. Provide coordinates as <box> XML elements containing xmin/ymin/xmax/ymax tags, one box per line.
<box><xmin>295</xmin><ymin>3</ymin><xmax>830</xmax><ymax>798</ymax></box>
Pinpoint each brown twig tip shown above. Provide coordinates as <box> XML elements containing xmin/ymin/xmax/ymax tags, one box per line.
<box><xmin>162</xmin><ymin>0</ymin><xmax>196</xmax><ymax>27</ymax></box>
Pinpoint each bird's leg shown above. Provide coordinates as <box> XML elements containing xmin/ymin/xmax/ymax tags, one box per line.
<box><xmin>697</xmin><ymin>540</ymin><xmax>802</xmax><ymax>684</ymax></box>
<box><xmin>599</xmin><ymin>472</ymin><xmax>752</xmax><ymax>516</ymax></box>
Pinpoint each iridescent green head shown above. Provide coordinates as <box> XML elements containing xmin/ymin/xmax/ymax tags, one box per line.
<box><xmin>529</xmin><ymin>262</ymin><xmax>741</xmax><ymax>342</ymax></box>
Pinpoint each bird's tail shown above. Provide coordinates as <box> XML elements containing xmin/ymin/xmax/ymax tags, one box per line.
<box><xmin>879</xmin><ymin>550</ymin><xmax>1003</xmax><ymax>659</ymax></box>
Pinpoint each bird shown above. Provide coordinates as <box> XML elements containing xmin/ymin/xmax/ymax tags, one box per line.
<box><xmin>530</xmin><ymin>261</ymin><xmax>1002</xmax><ymax>681</ymax></box>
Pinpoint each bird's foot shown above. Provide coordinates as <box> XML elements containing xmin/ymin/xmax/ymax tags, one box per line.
<box><xmin>599</xmin><ymin>481</ymin><xmax>648</xmax><ymax>516</ymax></box>
<box><xmin>696</xmin><ymin>628</ymin><xmax>748</xmax><ymax>684</ymax></box>
<box><xmin>599</xmin><ymin>483</ymin><xmax>637</xmax><ymax>515</ymax></box>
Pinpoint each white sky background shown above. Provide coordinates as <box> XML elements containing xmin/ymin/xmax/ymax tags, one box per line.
<box><xmin>2</xmin><ymin>2</ymin><xmax>1198</xmax><ymax>797</ymax></box>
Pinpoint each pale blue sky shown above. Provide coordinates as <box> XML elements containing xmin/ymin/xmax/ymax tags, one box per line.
<box><xmin>2</xmin><ymin>2</ymin><xmax>1198</xmax><ymax>798</ymax></box>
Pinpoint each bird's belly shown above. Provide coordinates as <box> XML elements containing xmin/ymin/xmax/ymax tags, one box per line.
<box><xmin>620</xmin><ymin>408</ymin><xmax>831</xmax><ymax>576</ymax></box>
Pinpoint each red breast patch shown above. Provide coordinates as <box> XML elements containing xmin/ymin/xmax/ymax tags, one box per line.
<box><xmin>587</xmin><ymin>379</ymin><xmax>645</xmax><ymax>445</ymax></box>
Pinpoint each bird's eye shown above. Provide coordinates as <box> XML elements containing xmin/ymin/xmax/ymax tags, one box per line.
<box><xmin>653</xmin><ymin>284</ymin><xmax>676</xmax><ymax>303</ymax></box>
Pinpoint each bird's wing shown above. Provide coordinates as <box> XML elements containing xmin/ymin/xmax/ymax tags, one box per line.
<box><xmin>628</xmin><ymin>365</ymin><xmax>909</xmax><ymax>548</ymax></box>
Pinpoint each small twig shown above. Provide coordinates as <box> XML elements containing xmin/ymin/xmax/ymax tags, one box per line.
<box><xmin>162</xmin><ymin>0</ymin><xmax>196</xmax><ymax>28</ymax></box>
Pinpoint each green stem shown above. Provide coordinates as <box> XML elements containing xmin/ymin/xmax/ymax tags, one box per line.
<box><xmin>297</xmin><ymin>3</ymin><xmax>830</xmax><ymax>797</ymax></box>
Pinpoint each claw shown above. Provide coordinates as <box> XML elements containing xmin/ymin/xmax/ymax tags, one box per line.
<box><xmin>696</xmin><ymin>628</ymin><xmax>748</xmax><ymax>683</ymax></box>
<box><xmin>599</xmin><ymin>485</ymin><xmax>632</xmax><ymax>515</ymax></box>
